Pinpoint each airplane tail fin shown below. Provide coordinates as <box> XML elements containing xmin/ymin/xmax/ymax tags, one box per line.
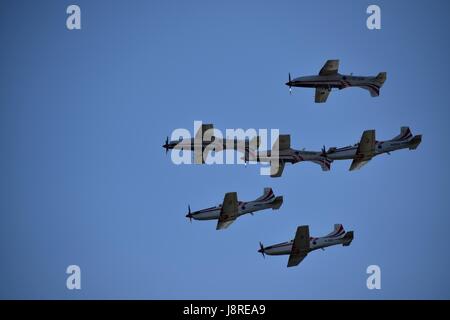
<box><xmin>325</xmin><ymin>224</ymin><xmax>346</xmax><ymax>238</ymax></box>
<box><xmin>375</xmin><ymin>72</ymin><xmax>387</xmax><ymax>86</ymax></box>
<box><xmin>391</xmin><ymin>127</ymin><xmax>413</xmax><ymax>142</ymax></box>
<box><xmin>408</xmin><ymin>134</ymin><xmax>422</xmax><ymax>150</ymax></box>
<box><xmin>255</xmin><ymin>188</ymin><xmax>283</xmax><ymax>209</ymax></box>
<box><xmin>342</xmin><ymin>231</ymin><xmax>354</xmax><ymax>246</ymax></box>
<box><xmin>362</xmin><ymin>72</ymin><xmax>386</xmax><ymax>97</ymax></box>
<box><xmin>255</xmin><ymin>187</ymin><xmax>275</xmax><ymax>202</ymax></box>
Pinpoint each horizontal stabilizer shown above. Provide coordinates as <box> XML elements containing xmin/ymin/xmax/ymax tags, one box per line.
<box><xmin>409</xmin><ymin>135</ymin><xmax>422</xmax><ymax>150</ymax></box>
<box><xmin>342</xmin><ymin>231</ymin><xmax>354</xmax><ymax>246</ymax></box>
<box><xmin>271</xmin><ymin>196</ymin><xmax>283</xmax><ymax>210</ymax></box>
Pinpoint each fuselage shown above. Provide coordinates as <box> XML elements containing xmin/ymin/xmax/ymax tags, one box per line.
<box><xmin>163</xmin><ymin>137</ymin><xmax>257</xmax><ymax>155</ymax></box>
<box><xmin>190</xmin><ymin>199</ymin><xmax>275</xmax><ymax>221</ymax></box>
<box><xmin>256</xmin><ymin>149</ymin><xmax>323</xmax><ymax>164</ymax></box>
<box><xmin>164</xmin><ymin>138</ymin><xmax>210</xmax><ymax>151</ymax></box>
<box><xmin>289</xmin><ymin>74</ymin><xmax>378</xmax><ymax>90</ymax></box>
<box><xmin>325</xmin><ymin>137</ymin><xmax>416</xmax><ymax>160</ymax></box>
<box><xmin>263</xmin><ymin>235</ymin><xmax>346</xmax><ymax>256</ymax></box>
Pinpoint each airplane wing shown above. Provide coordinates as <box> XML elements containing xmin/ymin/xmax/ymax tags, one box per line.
<box><xmin>315</xmin><ymin>87</ymin><xmax>331</xmax><ymax>103</ymax></box>
<box><xmin>270</xmin><ymin>160</ymin><xmax>285</xmax><ymax>178</ymax></box>
<box><xmin>194</xmin><ymin>124</ymin><xmax>214</xmax><ymax>164</ymax></box>
<box><xmin>195</xmin><ymin>123</ymin><xmax>214</xmax><ymax>142</ymax></box>
<box><xmin>216</xmin><ymin>192</ymin><xmax>239</xmax><ymax>230</ymax></box>
<box><xmin>268</xmin><ymin>134</ymin><xmax>289</xmax><ymax>177</ymax></box>
<box><xmin>349</xmin><ymin>130</ymin><xmax>376</xmax><ymax>171</ymax></box>
<box><xmin>287</xmin><ymin>225</ymin><xmax>310</xmax><ymax>267</ymax></box>
<box><xmin>272</xmin><ymin>134</ymin><xmax>290</xmax><ymax>151</ymax></box>
<box><xmin>193</xmin><ymin>149</ymin><xmax>205</xmax><ymax>164</ymax></box>
<box><xmin>349</xmin><ymin>159</ymin><xmax>371</xmax><ymax>171</ymax></box>
<box><xmin>319</xmin><ymin>59</ymin><xmax>339</xmax><ymax>76</ymax></box>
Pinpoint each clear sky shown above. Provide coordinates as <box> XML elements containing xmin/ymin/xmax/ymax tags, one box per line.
<box><xmin>1</xmin><ymin>0</ymin><xmax>449</xmax><ymax>299</ymax></box>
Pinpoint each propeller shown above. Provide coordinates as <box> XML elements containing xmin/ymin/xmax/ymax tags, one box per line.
<box><xmin>258</xmin><ymin>242</ymin><xmax>266</xmax><ymax>258</ymax></box>
<box><xmin>244</xmin><ymin>150</ymin><xmax>249</xmax><ymax>167</ymax></box>
<box><xmin>321</xmin><ymin>145</ymin><xmax>329</xmax><ymax>159</ymax></box>
<box><xmin>240</xmin><ymin>155</ymin><xmax>249</xmax><ymax>166</ymax></box>
<box><xmin>288</xmin><ymin>73</ymin><xmax>292</xmax><ymax>94</ymax></box>
<box><xmin>186</xmin><ymin>205</ymin><xmax>192</xmax><ymax>223</ymax></box>
<box><xmin>163</xmin><ymin>136</ymin><xmax>169</xmax><ymax>154</ymax></box>
<box><xmin>320</xmin><ymin>145</ymin><xmax>332</xmax><ymax>166</ymax></box>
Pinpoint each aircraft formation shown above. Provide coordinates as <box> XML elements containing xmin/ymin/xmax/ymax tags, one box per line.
<box><xmin>163</xmin><ymin>60</ymin><xmax>422</xmax><ymax>268</ymax></box>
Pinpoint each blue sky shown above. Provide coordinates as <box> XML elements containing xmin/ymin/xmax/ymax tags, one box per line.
<box><xmin>1</xmin><ymin>0</ymin><xmax>449</xmax><ymax>299</ymax></box>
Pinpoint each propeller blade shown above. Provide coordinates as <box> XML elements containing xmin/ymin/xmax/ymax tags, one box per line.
<box><xmin>259</xmin><ymin>242</ymin><xmax>265</xmax><ymax>258</ymax></box>
<box><xmin>187</xmin><ymin>205</ymin><xmax>192</xmax><ymax>223</ymax></box>
<box><xmin>288</xmin><ymin>73</ymin><xmax>292</xmax><ymax>95</ymax></box>
<box><xmin>321</xmin><ymin>145</ymin><xmax>327</xmax><ymax>158</ymax></box>
<box><xmin>164</xmin><ymin>136</ymin><xmax>169</xmax><ymax>154</ymax></box>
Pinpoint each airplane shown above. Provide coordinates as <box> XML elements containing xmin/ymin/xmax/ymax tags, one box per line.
<box><xmin>244</xmin><ymin>134</ymin><xmax>333</xmax><ymax>178</ymax></box>
<box><xmin>163</xmin><ymin>123</ymin><xmax>260</xmax><ymax>164</ymax></box>
<box><xmin>258</xmin><ymin>224</ymin><xmax>354</xmax><ymax>267</ymax></box>
<box><xmin>186</xmin><ymin>188</ymin><xmax>283</xmax><ymax>230</ymax></box>
<box><xmin>321</xmin><ymin>126</ymin><xmax>422</xmax><ymax>171</ymax></box>
<box><xmin>286</xmin><ymin>59</ymin><xmax>387</xmax><ymax>103</ymax></box>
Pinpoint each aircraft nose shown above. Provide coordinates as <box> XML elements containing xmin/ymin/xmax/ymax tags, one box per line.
<box><xmin>185</xmin><ymin>212</ymin><xmax>194</xmax><ymax>223</ymax></box>
<box><xmin>163</xmin><ymin>142</ymin><xmax>173</xmax><ymax>152</ymax></box>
